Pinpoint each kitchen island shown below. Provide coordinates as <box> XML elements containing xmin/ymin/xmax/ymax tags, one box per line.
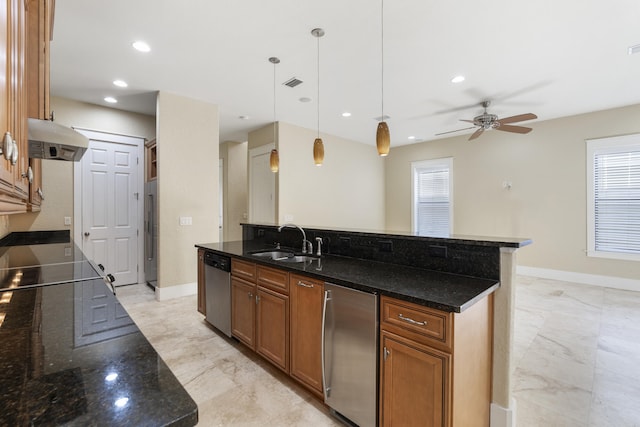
<box><xmin>0</xmin><ymin>232</ymin><xmax>197</xmax><ymax>426</ymax></box>
<box><xmin>197</xmin><ymin>223</ymin><xmax>531</xmax><ymax>427</ymax></box>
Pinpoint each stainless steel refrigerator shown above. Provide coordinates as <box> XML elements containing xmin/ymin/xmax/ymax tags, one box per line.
<box><xmin>144</xmin><ymin>180</ymin><xmax>157</xmax><ymax>288</ymax></box>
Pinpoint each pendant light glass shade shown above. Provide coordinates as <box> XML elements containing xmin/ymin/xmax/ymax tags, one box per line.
<box><xmin>313</xmin><ymin>138</ymin><xmax>324</xmax><ymax>166</ymax></box>
<box><xmin>376</xmin><ymin>121</ymin><xmax>390</xmax><ymax>156</ymax></box>
<box><xmin>270</xmin><ymin>149</ymin><xmax>279</xmax><ymax>172</ymax></box>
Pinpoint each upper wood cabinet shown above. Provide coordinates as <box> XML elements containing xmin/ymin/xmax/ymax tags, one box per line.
<box><xmin>145</xmin><ymin>139</ymin><xmax>156</xmax><ymax>181</ymax></box>
<box><xmin>25</xmin><ymin>0</ymin><xmax>52</xmax><ymax>210</ymax></box>
<box><xmin>0</xmin><ymin>0</ymin><xmax>51</xmax><ymax>214</ymax></box>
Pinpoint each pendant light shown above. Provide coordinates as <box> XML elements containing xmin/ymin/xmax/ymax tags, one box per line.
<box><xmin>376</xmin><ymin>0</ymin><xmax>390</xmax><ymax>156</ymax></box>
<box><xmin>312</xmin><ymin>28</ymin><xmax>325</xmax><ymax>166</ymax></box>
<box><xmin>269</xmin><ymin>57</ymin><xmax>280</xmax><ymax>173</ymax></box>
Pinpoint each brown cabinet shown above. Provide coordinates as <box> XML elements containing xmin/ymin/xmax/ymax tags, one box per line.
<box><xmin>379</xmin><ymin>295</ymin><xmax>493</xmax><ymax>427</ymax></box>
<box><xmin>25</xmin><ymin>0</ymin><xmax>52</xmax><ymax>210</ymax></box>
<box><xmin>197</xmin><ymin>248</ymin><xmax>206</xmax><ymax>315</ymax></box>
<box><xmin>289</xmin><ymin>273</ymin><xmax>324</xmax><ymax>397</ymax></box>
<box><xmin>0</xmin><ymin>0</ymin><xmax>29</xmax><ymax>213</ymax></box>
<box><xmin>145</xmin><ymin>139</ymin><xmax>156</xmax><ymax>181</ymax></box>
<box><xmin>230</xmin><ymin>259</ymin><xmax>290</xmax><ymax>373</ymax></box>
<box><xmin>231</xmin><ymin>276</ymin><xmax>256</xmax><ymax>347</ymax></box>
<box><xmin>0</xmin><ymin>0</ymin><xmax>51</xmax><ymax>213</ymax></box>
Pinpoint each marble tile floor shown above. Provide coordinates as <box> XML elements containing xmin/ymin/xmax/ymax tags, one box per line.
<box><xmin>116</xmin><ymin>276</ymin><xmax>640</xmax><ymax>427</ymax></box>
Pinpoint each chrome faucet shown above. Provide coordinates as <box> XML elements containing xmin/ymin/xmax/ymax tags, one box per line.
<box><xmin>278</xmin><ymin>223</ymin><xmax>312</xmax><ymax>254</ymax></box>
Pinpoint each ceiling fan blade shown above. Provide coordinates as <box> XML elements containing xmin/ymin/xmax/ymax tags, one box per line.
<box><xmin>460</xmin><ymin>119</ymin><xmax>475</xmax><ymax>123</ymax></box>
<box><xmin>435</xmin><ymin>126</ymin><xmax>476</xmax><ymax>136</ymax></box>
<box><xmin>495</xmin><ymin>124</ymin><xmax>532</xmax><ymax>134</ymax></box>
<box><xmin>469</xmin><ymin>128</ymin><xmax>484</xmax><ymax>140</ymax></box>
<box><xmin>497</xmin><ymin>113</ymin><xmax>537</xmax><ymax>125</ymax></box>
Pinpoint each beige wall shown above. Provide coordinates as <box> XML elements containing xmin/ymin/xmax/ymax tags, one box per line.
<box><xmin>220</xmin><ymin>141</ymin><xmax>248</xmax><ymax>241</ymax></box>
<box><xmin>386</xmin><ymin>103</ymin><xmax>640</xmax><ymax>282</ymax></box>
<box><xmin>156</xmin><ymin>91</ymin><xmax>219</xmax><ymax>289</ymax></box>
<box><xmin>278</xmin><ymin>122</ymin><xmax>385</xmax><ymax>229</ymax></box>
<box><xmin>9</xmin><ymin>97</ymin><xmax>156</xmax><ymax>233</ymax></box>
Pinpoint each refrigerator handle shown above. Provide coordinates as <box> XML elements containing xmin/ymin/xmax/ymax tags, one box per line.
<box><xmin>146</xmin><ymin>194</ymin><xmax>154</xmax><ymax>260</ymax></box>
<box><xmin>321</xmin><ymin>288</ymin><xmax>332</xmax><ymax>400</ymax></box>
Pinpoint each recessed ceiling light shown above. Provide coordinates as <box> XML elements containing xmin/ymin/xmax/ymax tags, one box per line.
<box><xmin>341</xmin><ymin>112</ymin><xmax>351</xmax><ymax>117</ymax></box>
<box><xmin>299</xmin><ymin>97</ymin><xmax>311</xmax><ymax>103</ymax></box>
<box><xmin>104</xmin><ymin>97</ymin><xmax>117</xmax><ymax>104</ymax></box>
<box><xmin>113</xmin><ymin>80</ymin><xmax>128</xmax><ymax>88</ymax></box>
<box><xmin>132</xmin><ymin>41</ymin><xmax>151</xmax><ymax>53</ymax></box>
<box><xmin>408</xmin><ymin>136</ymin><xmax>416</xmax><ymax>140</ymax></box>
<box><xmin>451</xmin><ymin>75</ymin><xmax>465</xmax><ymax>83</ymax></box>
<box><xmin>238</xmin><ymin>115</ymin><xmax>249</xmax><ymax>120</ymax></box>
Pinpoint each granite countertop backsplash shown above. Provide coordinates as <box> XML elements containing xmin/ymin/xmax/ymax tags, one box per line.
<box><xmin>196</xmin><ymin>240</ymin><xmax>500</xmax><ymax>312</ymax></box>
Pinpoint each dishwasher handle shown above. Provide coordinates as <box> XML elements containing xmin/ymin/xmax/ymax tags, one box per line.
<box><xmin>321</xmin><ymin>288</ymin><xmax>332</xmax><ymax>400</ymax></box>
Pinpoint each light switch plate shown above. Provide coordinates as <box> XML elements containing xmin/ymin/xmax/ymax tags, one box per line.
<box><xmin>64</xmin><ymin>216</ymin><xmax>71</xmax><ymax>226</ymax></box>
<box><xmin>179</xmin><ymin>216</ymin><xmax>193</xmax><ymax>226</ymax></box>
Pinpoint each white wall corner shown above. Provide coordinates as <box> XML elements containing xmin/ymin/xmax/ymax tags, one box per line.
<box><xmin>155</xmin><ymin>282</ymin><xmax>197</xmax><ymax>301</ymax></box>
<box><xmin>490</xmin><ymin>400</ymin><xmax>517</xmax><ymax>427</ymax></box>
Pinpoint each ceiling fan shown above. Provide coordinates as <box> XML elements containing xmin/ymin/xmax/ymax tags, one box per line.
<box><xmin>437</xmin><ymin>101</ymin><xmax>537</xmax><ymax>141</ymax></box>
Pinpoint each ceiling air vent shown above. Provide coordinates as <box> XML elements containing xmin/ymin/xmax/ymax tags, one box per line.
<box><xmin>629</xmin><ymin>44</ymin><xmax>640</xmax><ymax>55</ymax></box>
<box><xmin>283</xmin><ymin>77</ymin><xmax>303</xmax><ymax>88</ymax></box>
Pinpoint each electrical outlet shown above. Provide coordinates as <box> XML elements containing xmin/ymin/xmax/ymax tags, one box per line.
<box><xmin>179</xmin><ymin>216</ymin><xmax>192</xmax><ymax>226</ymax></box>
<box><xmin>284</xmin><ymin>214</ymin><xmax>294</xmax><ymax>222</ymax></box>
<box><xmin>64</xmin><ymin>216</ymin><xmax>71</xmax><ymax>226</ymax></box>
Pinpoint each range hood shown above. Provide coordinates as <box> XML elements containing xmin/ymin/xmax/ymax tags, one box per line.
<box><xmin>27</xmin><ymin>118</ymin><xmax>89</xmax><ymax>161</ymax></box>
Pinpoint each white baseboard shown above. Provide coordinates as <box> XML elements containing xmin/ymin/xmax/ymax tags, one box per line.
<box><xmin>517</xmin><ymin>266</ymin><xmax>640</xmax><ymax>292</ymax></box>
<box><xmin>490</xmin><ymin>400</ymin><xmax>516</xmax><ymax>427</ymax></box>
<box><xmin>155</xmin><ymin>281</ymin><xmax>197</xmax><ymax>301</ymax></box>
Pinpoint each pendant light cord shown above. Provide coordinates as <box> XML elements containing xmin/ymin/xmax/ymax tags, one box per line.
<box><xmin>317</xmin><ymin>35</ymin><xmax>320</xmax><ymax>138</ymax></box>
<box><xmin>273</xmin><ymin>61</ymin><xmax>276</xmax><ymax>143</ymax></box>
<box><xmin>381</xmin><ymin>0</ymin><xmax>385</xmax><ymax>120</ymax></box>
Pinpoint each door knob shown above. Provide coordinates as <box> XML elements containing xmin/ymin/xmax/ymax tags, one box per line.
<box><xmin>84</xmin><ymin>232</ymin><xmax>90</xmax><ymax>236</ymax></box>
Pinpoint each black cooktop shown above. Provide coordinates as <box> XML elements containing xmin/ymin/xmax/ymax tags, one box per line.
<box><xmin>0</xmin><ymin>231</ymin><xmax>103</xmax><ymax>291</ymax></box>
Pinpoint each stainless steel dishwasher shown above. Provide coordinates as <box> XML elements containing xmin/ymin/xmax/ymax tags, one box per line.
<box><xmin>322</xmin><ymin>282</ymin><xmax>378</xmax><ymax>427</ymax></box>
<box><xmin>203</xmin><ymin>251</ymin><xmax>232</xmax><ymax>337</ymax></box>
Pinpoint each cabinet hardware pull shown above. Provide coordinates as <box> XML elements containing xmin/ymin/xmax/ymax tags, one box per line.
<box><xmin>383</xmin><ymin>346</ymin><xmax>390</xmax><ymax>361</ymax></box>
<box><xmin>248</xmin><ymin>292</ymin><xmax>253</xmax><ymax>298</ymax></box>
<box><xmin>398</xmin><ymin>313</ymin><xmax>427</xmax><ymax>326</ymax></box>
<box><xmin>297</xmin><ymin>281</ymin><xmax>314</xmax><ymax>288</ymax></box>
<box><xmin>256</xmin><ymin>294</ymin><xmax>260</xmax><ymax>304</ymax></box>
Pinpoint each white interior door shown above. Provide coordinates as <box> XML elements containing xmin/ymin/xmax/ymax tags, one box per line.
<box><xmin>75</xmin><ymin>130</ymin><xmax>144</xmax><ymax>286</ymax></box>
<box><xmin>249</xmin><ymin>145</ymin><xmax>275</xmax><ymax>223</ymax></box>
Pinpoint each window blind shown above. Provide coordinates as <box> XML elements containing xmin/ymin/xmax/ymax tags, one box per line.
<box><xmin>593</xmin><ymin>149</ymin><xmax>640</xmax><ymax>254</ymax></box>
<box><xmin>415</xmin><ymin>165</ymin><xmax>450</xmax><ymax>237</ymax></box>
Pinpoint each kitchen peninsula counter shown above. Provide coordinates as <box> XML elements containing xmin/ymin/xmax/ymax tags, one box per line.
<box><xmin>0</xmin><ymin>232</ymin><xmax>197</xmax><ymax>426</ymax></box>
<box><xmin>197</xmin><ymin>240</ymin><xmax>501</xmax><ymax>313</ymax></box>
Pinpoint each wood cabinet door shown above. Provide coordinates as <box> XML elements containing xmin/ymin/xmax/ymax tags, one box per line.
<box><xmin>197</xmin><ymin>248</ymin><xmax>206</xmax><ymax>315</ymax></box>
<box><xmin>380</xmin><ymin>331</ymin><xmax>450</xmax><ymax>427</ymax></box>
<box><xmin>0</xmin><ymin>0</ymin><xmax>16</xmax><ymax>197</ymax></box>
<box><xmin>10</xmin><ymin>0</ymin><xmax>28</xmax><ymax>199</ymax></box>
<box><xmin>231</xmin><ymin>277</ymin><xmax>255</xmax><ymax>349</ymax></box>
<box><xmin>256</xmin><ymin>286</ymin><xmax>289</xmax><ymax>372</ymax></box>
<box><xmin>289</xmin><ymin>275</ymin><xmax>324</xmax><ymax>396</ymax></box>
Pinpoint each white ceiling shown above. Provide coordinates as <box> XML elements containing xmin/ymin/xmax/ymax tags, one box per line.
<box><xmin>50</xmin><ymin>0</ymin><xmax>640</xmax><ymax>147</ymax></box>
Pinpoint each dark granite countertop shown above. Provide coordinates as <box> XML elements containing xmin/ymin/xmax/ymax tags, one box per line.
<box><xmin>0</xmin><ymin>231</ymin><xmax>197</xmax><ymax>426</ymax></box>
<box><xmin>0</xmin><ymin>279</ymin><xmax>198</xmax><ymax>427</ymax></box>
<box><xmin>196</xmin><ymin>240</ymin><xmax>499</xmax><ymax>312</ymax></box>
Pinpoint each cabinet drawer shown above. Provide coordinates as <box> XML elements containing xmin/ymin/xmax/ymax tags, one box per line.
<box><xmin>290</xmin><ymin>274</ymin><xmax>324</xmax><ymax>292</ymax></box>
<box><xmin>257</xmin><ymin>266</ymin><xmax>289</xmax><ymax>294</ymax></box>
<box><xmin>231</xmin><ymin>258</ymin><xmax>256</xmax><ymax>281</ymax></box>
<box><xmin>381</xmin><ymin>296</ymin><xmax>451</xmax><ymax>349</ymax></box>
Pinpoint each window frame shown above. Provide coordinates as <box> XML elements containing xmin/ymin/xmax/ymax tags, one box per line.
<box><xmin>586</xmin><ymin>133</ymin><xmax>640</xmax><ymax>261</ymax></box>
<box><xmin>411</xmin><ymin>157</ymin><xmax>454</xmax><ymax>237</ymax></box>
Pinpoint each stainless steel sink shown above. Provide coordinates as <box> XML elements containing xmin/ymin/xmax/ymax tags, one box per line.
<box><xmin>277</xmin><ymin>255</ymin><xmax>319</xmax><ymax>263</ymax></box>
<box><xmin>250</xmin><ymin>250</ymin><xmax>294</xmax><ymax>260</ymax></box>
<box><xmin>250</xmin><ymin>250</ymin><xmax>319</xmax><ymax>263</ymax></box>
